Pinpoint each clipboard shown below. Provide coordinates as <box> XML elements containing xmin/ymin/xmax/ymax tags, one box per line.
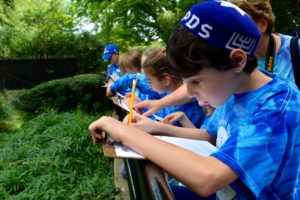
<box><xmin>101</xmin><ymin>136</ymin><xmax>216</xmax><ymax>159</ymax></box>
<box><xmin>102</xmin><ymin>143</ymin><xmax>117</xmax><ymax>157</ymax></box>
<box><xmin>102</xmin><ymin>143</ymin><xmax>145</xmax><ymax>159</ymax></box>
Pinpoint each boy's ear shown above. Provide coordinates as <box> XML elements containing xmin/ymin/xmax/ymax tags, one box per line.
<box><xmin>256</xmin><ymin>16</ymin><xmax>268</xmax><ymax>33</ymax></box>
<box><xmin>229</xmin><ymin>49</ymin><xmax>247</xmax><ymax>73</ymax></box>
<box><xmin>162</xmin><ymin>76</ymin><xmax>172</xmax><ymax>86</ymax></box>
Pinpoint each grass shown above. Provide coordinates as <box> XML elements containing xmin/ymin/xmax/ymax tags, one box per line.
<box><xmin>0</xmin><ymin>110</ymin><xmax>117</xmax><ymax>199</ymax></box>
<box><xmin>0</xmin><ymin>90</ymin><xmax>23</xmax><ymax>132</ymax></box>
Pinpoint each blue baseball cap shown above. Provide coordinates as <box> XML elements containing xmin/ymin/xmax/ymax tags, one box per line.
<box><xmin>181</xmin><ymin>1</ymin><xmax>261</xmax><ymax>56</ymax></box>
<box><xmin>101</xmin><ymin>44</ymin><xmax>120</xmax><ymax>61</ymax></box>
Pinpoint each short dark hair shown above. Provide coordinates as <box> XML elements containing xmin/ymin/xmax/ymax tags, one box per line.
<box><xmin>167</xmin><ymin>25</ymin><xmax>258</xmax><ymax>79</ymax></box>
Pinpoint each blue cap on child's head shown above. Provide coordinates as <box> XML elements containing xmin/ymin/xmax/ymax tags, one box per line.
<box><xmin>101</xmin><ymin>44</ymin><xmax>120</xmax><ymax>61</ymax></box>
<box><xmin>181</xmin><ymin>1</ymin><xmax>261</xmax><ymax>56</ymax></box>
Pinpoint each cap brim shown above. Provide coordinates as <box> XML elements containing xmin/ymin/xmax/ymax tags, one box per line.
<box><xmin>101</xmin><ymin>53</ymin><xmax>113</xmax><ymax>61</ymax></box>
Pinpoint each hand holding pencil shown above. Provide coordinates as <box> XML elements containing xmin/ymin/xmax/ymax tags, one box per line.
<box><xmin>128</xmin><ymin>79</ymin><xmax>137</xmax><ymax>124</ymax></box>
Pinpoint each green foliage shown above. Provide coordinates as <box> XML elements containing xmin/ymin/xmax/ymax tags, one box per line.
<box><xmin>0</xmin><ymin>0</ymin><xmax>105</xmax><ymax>73</ymax></box>
<box><xmin>0</xmin><ymin>94</ymin><xmax>9</xmax><ymax>119</ymax></box>
<box><xmin>72</xmin><ymin>0</ymin><xmax>179</xmax><ymax>45</ymax></box>
<box><xmin>1</xmin><ymin>0</ymin><xmax>73</xmax><ymax>56</ymax></box>
<box><xmin>0</xmin><ymin>96</ymin><xmax>12</xmax><ymax>131</ymax></box>
<box><xmin>0</xmin><ymin>110</ymin><xmax>116</xmax><ymax>199</ymax></box>
<box><xmin>0</xmin><ymin>91</ymin><xmax>18</xmax><ymax>132</ymax></box>
<box><xmin>11</xmin><ymin>74</ymin><xmax>112</xmax><ymax>115</ymax></box>
<box><xmin>1</xmin><ymin>0</ymin><xmax>300</xmax><ymax>61</ymax></box>
<box><xmin>271</xmin><ymin>1</ymin><xmax>300</xmax><ymax>34</ymax></box>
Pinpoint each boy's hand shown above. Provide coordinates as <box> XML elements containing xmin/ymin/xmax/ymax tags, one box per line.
<box><xmin>164</xmin><ymin>111</ymin><xmax>185</xmax><ymax>124</ymax></box>
<box><xmin>106</xmin><ymin>87</ymin><xmax>115</xmax><ymax>97</ymax></box>
<box><xmin>88</xmin><ymin>116</ymin><xmax>125</xmax><ymax>144</ymax></box>
<box><xmin>134</xmin><ymin>100</ymin><xmax>162</xmax><ymax>117</ymax></box>
<box><xmin>123</xmin><ymin>93</ymin><xmax>141</xmax><ymax>107</ymax></box>
<box><xmin>164</xmin><ymin>111</ymin><xmax>195</xmax><ymax>128</ymax></box>
<box><xmin>123</xmin><ymin>113</ymin><xmax>159</xmax><ymax>133</ymax></box>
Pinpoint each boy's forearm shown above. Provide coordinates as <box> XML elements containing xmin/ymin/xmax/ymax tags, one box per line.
<box><xmin>179</xmin><ymin>114</ymin><xmax>196</xmax><ymax>128</ymax></box>
<box><xmin>159</xmin><ymin>84</ymin><xmax>193</xmax><ymax>107</ymax></box>
<box><xmin>155</xmin><ymin>123</ymin><xmax>213</xmax><ymax>142</ymax></box>
<box><xmin>106</xmin><ymin>78</ymin><xmax>114</xmax><ymax>88</ymax></box>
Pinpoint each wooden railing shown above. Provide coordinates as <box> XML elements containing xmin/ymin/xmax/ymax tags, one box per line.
<box><xmin>124</xmin><ymin>159</ymin><xmax>175</xmax><ymax>200</ymax></box>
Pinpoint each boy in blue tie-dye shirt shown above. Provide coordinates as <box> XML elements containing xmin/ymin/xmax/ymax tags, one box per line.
<box><xmin>89</xmin><ymin>2</ymin><xmax>300</xmax><ymax>199</ymax></box>
<box><xmin>101</xmin><ymin>43</ymin><xmax>122</xmax><ymax>82</ymax></box>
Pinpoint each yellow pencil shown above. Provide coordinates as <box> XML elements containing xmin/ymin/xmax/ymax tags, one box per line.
<box><xmin>128</xmin><ymin>79</ymin><xmax>137</xmax><ymax>124</ymax></box>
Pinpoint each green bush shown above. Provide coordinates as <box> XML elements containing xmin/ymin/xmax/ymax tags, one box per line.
<box><xmin>11</xmin><ymin>74</ymin><xmax>113</xmax><ymax>115</ymax></box>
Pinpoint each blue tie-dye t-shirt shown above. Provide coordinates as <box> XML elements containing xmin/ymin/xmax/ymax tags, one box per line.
<box><xmin>109</xmin><ymin>73</ymin><xmax>161</xmax><ymax>99</ymax></box>
<box><xmin>206</xmin><ymin>74</ymin><xmax>300</xmax><ymax>199</ymax></box>
<box><xmin>107</xmin><ymin>63</ymin><xmax>122</xmax><ymax>81</ymax></box>
<box><xmin>257</xmin><ymin>33</ymin><xmax>300</xmax><ymax>84</ymax></box>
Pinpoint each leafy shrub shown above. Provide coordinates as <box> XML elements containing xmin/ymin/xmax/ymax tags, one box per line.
<box><xmin>11</xmin><ymin>74</ymin><xmax>113</xmax><ymax>115</ymax></box>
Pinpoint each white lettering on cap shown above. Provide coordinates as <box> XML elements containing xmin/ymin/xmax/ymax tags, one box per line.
<box><xmin>185</xmin><ymin>14</ymin><xmax>200</xmax><ymax>30</ymax></box>
<box><xmin>199</xmin><ymin>24</ymin><xmax>213</xmax><ymax>39</ymax></box>
<box><xmin>225</xmin><ymin>32</ymin><xmax>257</xmax><ymax>55</ymax></box>
<box><xmin>184</xmin><ymin>12</ymin><xmax>213</xmax><ymax>38</ymax></box>
<box><xmin>221</xmin><ymin>1</ymin><xmax>246</xmax><ymax>16</ymax></box>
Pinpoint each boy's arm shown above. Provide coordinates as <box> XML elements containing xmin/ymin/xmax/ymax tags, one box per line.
<box><xmin>106</xmin><ymin>78</ymin><xmax>114</xmax><ymax>89</ymax></box>
<box><xmin>155</xmin><ymin>122</ymin><xmax>215</xmax><ymax>144</ymax></box>
<box><xmin>177</xmin><ymin>114</ymin><xmax>196</xmax><ymax>128</ymax></box>
<box><xmin>129</xmin><ymin>113</ymin><xmax>215</xmax><ymax>144</ymax></box>
<box><xmin>89</xmin><ymin>117</ymin><xmax>238</xmax><ymax>196</ymax></box>
<box><xmin>109</xmin><ymin>74</ymin><xmax>129</xmax><ymax>94</ymax></box>
<box><xmin>135</xmin><ymin>84</ymin><xmax>194</xmax><ymax>116</ymax></box>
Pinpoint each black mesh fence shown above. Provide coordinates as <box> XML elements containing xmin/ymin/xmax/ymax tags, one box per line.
<box><xmin>0</xmin><ymin>57</ymin><xmax>78</xmax><ymax>89</ymax></box>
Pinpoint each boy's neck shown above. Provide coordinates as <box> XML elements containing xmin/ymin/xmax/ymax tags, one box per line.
<box><xmin>256</xmin><ymin>33</ymin><xmax>281</xmax><ymax>58</ymax></box>
<box><xmin>235</xmin><ymin>69</ymin><xmax>273</xmax><ymax>94</ymax></box>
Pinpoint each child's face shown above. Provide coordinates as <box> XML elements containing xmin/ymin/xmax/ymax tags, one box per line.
<box><xmin>109</xmin><ymin>53</ymin><xmax>119</xmax><ymax>64</ymax></box>
<box><xmin>145</xmin><ymin>71</ymin><xmax>169</xmax><ymax>94</ymax></box>
<box><xmin>183</xmin><ymin>66</ymin><xmax>239</xmax><ymax>108</ymax></box>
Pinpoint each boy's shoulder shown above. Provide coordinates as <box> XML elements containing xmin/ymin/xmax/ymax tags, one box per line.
<box><xmin>253</xmin><ymin>74</ymin><xmax>299</xmax><ymax>105</ymax></box>
<box><xmin>219</xmin><ymin>73</ymin><xmax>300</xmax><ymax>120</ymax></box>
<box><xmin>265</xmin><ymin>74</ymin><xmax>299</xmax><ymax>97</ymax></box>
<box><xmin>242</xmin><ymin>74</ymin><xmax>300</xmax><ymax>120</ymax></box>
